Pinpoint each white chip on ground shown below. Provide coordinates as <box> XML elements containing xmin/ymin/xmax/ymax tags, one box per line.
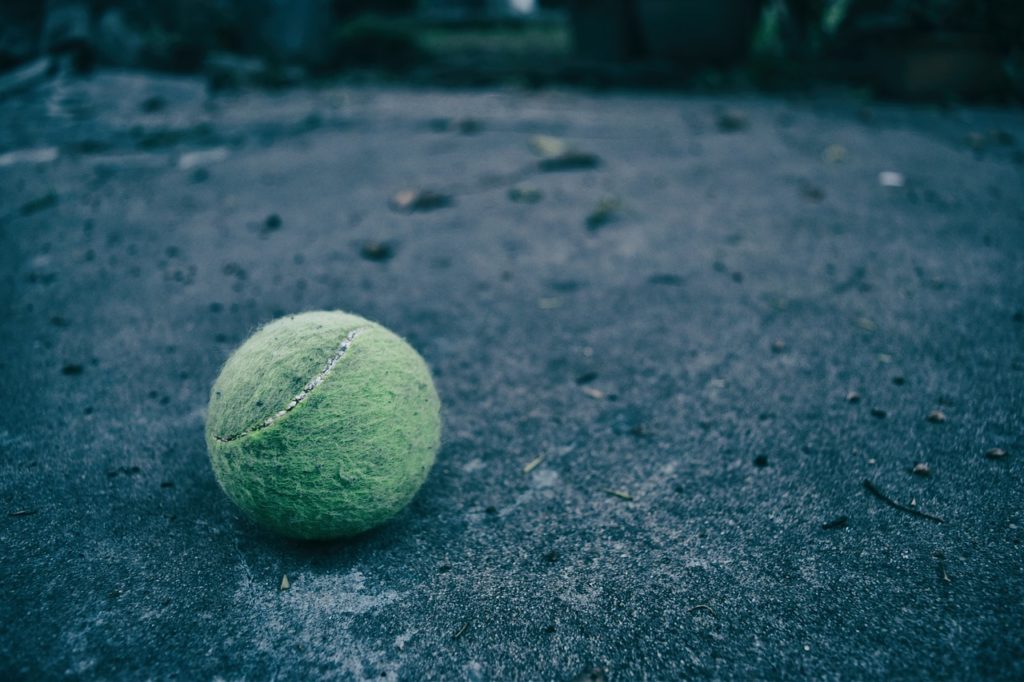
<box><xmin>878</xmin><ymin>171</ymin><xmax>905</xmax><ymax>188</ymax></box>
<box><xmin>178</xmin><ymin>147</ymin><xmax>229</xmax><ymax>170</ymax></box>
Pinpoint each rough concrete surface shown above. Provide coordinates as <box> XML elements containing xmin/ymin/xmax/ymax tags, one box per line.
<box><xmin>1</xmin><ymin>72</ymin><xmax>1022</xmax><ymax>680</ymax></box>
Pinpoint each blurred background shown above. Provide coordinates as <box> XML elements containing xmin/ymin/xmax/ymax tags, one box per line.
<box><xmin>3</xmin><ymin>0</ymin><xmax>1024</xmax><ymax>100</ymax></box>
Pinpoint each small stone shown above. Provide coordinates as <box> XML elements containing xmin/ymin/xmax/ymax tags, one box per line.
<box><xmin>585</xmin><ymin>197</ymin><xmax>621</xmax><ymax>232</ymax></box>
<box><xmin>856</xmin><ymin>317</ymin><xmax>877</xmax><ymax>332</ymax></box>
<box><xmin>771</xmin><ymin>339</ymin><xmax>786</xmax><ymax>353</ymax></box>
<box><xmin>926</xmin><ymin>410</ymin><xmax>946</xmax><ymax>423</ymax></box>
<box><xmin>389</xmin><ymin>189</ymin><xmax>452</xmax><ymax>212</ymax></box>
<box><xmin>716</xmin><ymin>109</ymin><xmax>748</xmax><ymax>132</ymax></box>
<box><xmin>846</xmin><ymin>391</ymin><xmax>861</xmax><ymax>403</ymax></box>
<box><xmin>581</xmin><ymin>386</ymin><xmax>605</xmax><ymax>400</ymax></box>
<box><xmin>912</xmin><ymin>462</ymin><xmax>930</xmax><ymax>476</ymax></box>
<box><xmin>280</xmin><ymin>575</ymin><xmax>290</xmax><ymax>590</ymax></box>
<box><xmin>985</xmin><ymin>448</ymin><xmax>1008</xmax><ymax>460</ymax></box>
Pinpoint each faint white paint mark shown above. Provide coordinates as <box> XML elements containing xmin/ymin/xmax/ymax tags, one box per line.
<box><xmin>394</xmin><ymin>630</ymin><xmax>416</xmax><ymax>650</ymax></box>
<box><xmin>879</xmin><ymin>171</ymin><xmax>905</xmax><ymax>188</ymax></box>
<box><xmin>531</xmin><ymin>468</ymin><xmax>559</xmax><ymax>488</ymax></box>
<box><xmin>234</xmin><ymin>568</ymin><xmax>402</xmax><ymax>680</ymax></box>
<box><xmin>178</xmin><ymin>146</ymin><xmax>229</xmax><ymax>170</ymax></box>
<box><xmin>0</xmin><ymin>147</ymin><xmax>59</xmax><ymax>167</ymax></box>
<box><xmin>462</xmin><ymin>458</ymin><xmax>485</xmax><ymax>473</ymax></box>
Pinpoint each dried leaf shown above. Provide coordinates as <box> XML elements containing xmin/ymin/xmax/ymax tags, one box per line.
<box><xmin>389</xmin><ymin>189</ymin><xmax>452</xmax><ymax>213</ymax></box>
<box><xmin>538</xmin><ymin>151</ymin><xmax>601</xmax><ymax>172</ymax></box>
<box><xmin>529</xmin><ymin>134</ymin><xmax>569</xmax><ymax>158</ymax></box>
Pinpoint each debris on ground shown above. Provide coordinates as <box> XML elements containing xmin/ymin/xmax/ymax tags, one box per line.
<box><xmin>360</xmin><ymin>241</ymin><xmax>394</xmax><ymax>262</ymax></box>
<box><xmin>538</xmin><ymin>150</ymin><xmax>601</xmax><ymax>172</ymax></box>
<box><xmin>508</xmin><ymin>185</ymin><xmax>543</xmax><ymax>204</ymax></box>
<box><xmin>822</xmin><ymin>516</ymin><xmax>849</xmax><ymax>530</ymax></box>
<box><xmin>863</xmin><ymin>480</ymin><xmax>944</xmax><ymax>523</ymax></box>
<box><xmin>389</xmin><ymin>189</ymin><xmax>453</xmax><ymax>213</ymax></box>
<box><xmin>530</xmin><ymin>134</ymin><xmax>601</xmax><ymax>172</ymax></box>
<box><xmin>529</xmin><ymin>135</ymin><xmax>569</xmax><ymax>158</ymax></box>
<box><xmin>879</xmin><ymin>171</ymin><xmax>905</xmax><ymax>188</ymax></box>
<box><xmin>522</xmin><ymin>456</ymin><xmax>544</xmax><ymax>474</ymax></box>
<box><xmin>585</xmin><ymin>197</ymin><xmax>621</xmax><ymax>232</ymax></box>
<box><xmin>716</xmin><ymin>109</ymin><xmax>748</xmax><ymax>132</ymax></box>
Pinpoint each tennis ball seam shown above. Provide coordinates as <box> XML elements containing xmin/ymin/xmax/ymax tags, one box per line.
<box><xmin>213</xmin><ymin>326</ymin><xmax>368</xmax><ymax>443</ymax></box>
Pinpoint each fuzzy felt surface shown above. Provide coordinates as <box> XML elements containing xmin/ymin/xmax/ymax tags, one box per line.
<box><xmin>206</xmin><ymin>311</ymin><xmax>441</xmax><ymax>539</ymax></box>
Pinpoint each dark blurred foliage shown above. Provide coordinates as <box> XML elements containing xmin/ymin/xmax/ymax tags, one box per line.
<box><xmin>1</xmin><ymin>0</ymin><xmax>1021</xmax><ymax>99</ymax></box>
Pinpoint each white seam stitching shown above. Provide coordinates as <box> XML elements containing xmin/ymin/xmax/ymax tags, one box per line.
<box><xmin>214</xmin><ymin>327</ymin><xmax>367</xmax><ymax>442</ymax></box>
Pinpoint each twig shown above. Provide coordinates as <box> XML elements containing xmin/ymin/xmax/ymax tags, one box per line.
<box><xmin>8</xmin><ymin>509</ymin><xmax>37</xmax><ymax>517</ymax></box>
<box><xmin>687</xmin><ymin>604</ymin><xmax>717</xmax><ymax>617</ymax></box>
<box><xmin>522</xmin><ymin>456</ymin><xmax>544</xmax><ymax>474</ymax></box>
<box><xmin>452</xmin><ymin>621</ymin><xmax>470</xmax><ymax>640</ymax></box>
<box><xmin>862</xmin><ymin>480</ymin><xmax>945</xmax><ymax>523</ymax></box>
<box><xmin>602</xmin><ymin>489</ymin><xmax>633</xmax><ymax>501</ymax></box>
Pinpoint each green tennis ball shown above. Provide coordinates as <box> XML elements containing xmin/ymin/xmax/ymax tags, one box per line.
<box><xmin>205</xmin><ymin>310</ymin><xmax>441</xmax><ymax>540</ymax></box>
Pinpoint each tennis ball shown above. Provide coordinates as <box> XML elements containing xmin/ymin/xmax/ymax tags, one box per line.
<box><xmin>205</xmin><ymin>311</ymin><xmax>441</xmax><ymax>540</ymax></box>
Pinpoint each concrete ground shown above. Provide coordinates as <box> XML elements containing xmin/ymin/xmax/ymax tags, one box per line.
<box><xmin>1</xmin><ymin>71</ymin><xmax>1022</xmax><ymax>680</ymax></box>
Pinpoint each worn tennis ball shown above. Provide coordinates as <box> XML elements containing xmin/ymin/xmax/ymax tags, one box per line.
<box><xmin>205</xmin><ymin>311</ymin><xmax>441</xmax><ymax>540</ymax></box>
